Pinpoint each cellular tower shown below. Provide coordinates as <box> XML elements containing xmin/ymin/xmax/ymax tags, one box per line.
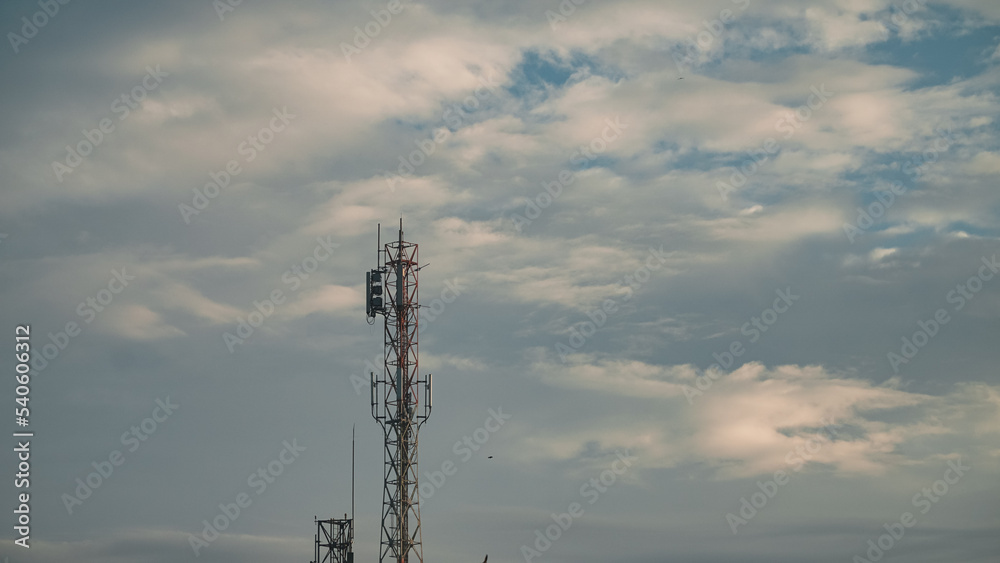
<box><xmin>366</xmin><ymin>219</ymin><xmax>433</xmax><ymax>563</ymax></box>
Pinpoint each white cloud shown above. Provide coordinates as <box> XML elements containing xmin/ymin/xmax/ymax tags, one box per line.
<box><xmin>101</xmin><ymin>304</ymin><xmax>186</xmax><ymax>340</ymax></box>
<box><xmin>280</xmin><ymin>284</ymin><xmax>361</xmax><ymax>320</ymax></box>
<box><xmin>517</xmin><ymin>357</ymin><xmax>1000</xmax><ymax>480</ymax></box>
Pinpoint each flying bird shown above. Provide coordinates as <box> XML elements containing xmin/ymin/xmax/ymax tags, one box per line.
<box><xmin>488</xmin><ymin>455</ymin><xmax>493</xmax><ymax>459</ymax></box>
<box><xmin>483</xmin><ymin>555</ymin><xmax>488</xmax><ymax>563</ymax></box>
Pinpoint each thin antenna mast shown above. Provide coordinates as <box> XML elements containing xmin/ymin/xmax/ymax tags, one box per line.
<box><xmin>352</xmin><ymin>424</ymin><xmax>355</xmax><ymax>525</ymax></box>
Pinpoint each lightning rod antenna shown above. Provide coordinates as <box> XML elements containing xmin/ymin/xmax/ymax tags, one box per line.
<box><xmin>352</xmin><ymin>424</ymin><xmax>355</xmax><ymax>526</ymax></box>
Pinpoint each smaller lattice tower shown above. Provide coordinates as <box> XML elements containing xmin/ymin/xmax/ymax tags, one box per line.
<box><xmin>310</xmin><ymin>427</ymin><xmax>355</xmax><ymax>563</ymax></box>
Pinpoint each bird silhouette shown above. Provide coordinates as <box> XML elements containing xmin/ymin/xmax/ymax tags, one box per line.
<box><xmin>483</xmin><ymin>555</ymin><xmax>488</xmax><ymax>563</ymax></box>
<box><xmin>488</xmin><ymin>455</ymin><xmax>493</xmax><ymax>459</ymax></box>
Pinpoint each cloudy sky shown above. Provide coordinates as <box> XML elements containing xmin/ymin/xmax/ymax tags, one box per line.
<box><xmin>1</xmin><ymin>0</ymin><xmax>999</xmax><ymax>562</ymax></box>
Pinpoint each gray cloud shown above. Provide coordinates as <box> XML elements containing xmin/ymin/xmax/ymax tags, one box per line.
<box><xmin>1</xmin><ymin>1</ymin><xmax>999</xmax><ymax>562</ymax></box>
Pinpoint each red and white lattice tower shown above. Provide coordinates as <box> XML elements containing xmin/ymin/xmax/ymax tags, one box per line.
<box><xmin>366</xmin><ymin>219</ymin><xmax>432</xmax><ymax>563</ymax></box>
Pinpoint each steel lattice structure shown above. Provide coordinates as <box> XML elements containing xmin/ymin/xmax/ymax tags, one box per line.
<box><xmin>310</xmin><ymin>426</ymin><xmax>356</xmax><ymax>563</ymax></box>
<box><xmin>313</xmin><ymin>517</ymin><xmax>354</xmax><ymax>563</ymax></box>
<box><xmin>367</xmin><ymin>220</ymin><xmax>432</xmax><ymax>563</ymax></box>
